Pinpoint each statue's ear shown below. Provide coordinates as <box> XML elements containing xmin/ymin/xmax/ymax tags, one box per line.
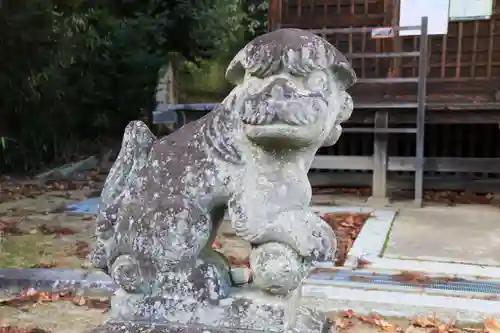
<box><xmin>321</xmin><ymin>91</ymin><xmax>353</xmax><ymax>147</ymax></box>
<box><xmin>226</xmin><ymin>51</ymin><xmax>246</xmax><ymax>85</ymax></box>
<box><xmin>332</xmin><ymin>62</ymin><xmax>357</xmax><ymax>90</ymax></box>
<box><xmin>337</xmin><ymin>91</ymin><xmax>353</xmax><ymax>123</ymax></box>
<box><xmin>322</xmin><ymin>125</ymin><xmax>342</xmax><ymax>147</ymax></box>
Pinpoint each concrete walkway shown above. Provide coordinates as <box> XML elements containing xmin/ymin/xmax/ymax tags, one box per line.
<box><xmin>385</xmin><ymin>204</ymin><xmax>500</xmax><ymax>266</ymax></box>
<box><xmin>312</xmin><ymin>193</ymin><xmax>500</xmax><ymax>267</ymax></box>
<box><xmin>307</xmin><ymin>193</ymin><xmax>500</xmax><ymax>322</ymax></box>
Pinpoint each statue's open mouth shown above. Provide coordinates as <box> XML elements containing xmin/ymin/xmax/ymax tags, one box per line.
<box><xmin>241</xmin><ymin>96</ymin><xmax>326</xmax><ymax>124</ymax></box>
<box><xmin>243</xmin><ymin>122</ymin><xmax>323</xmax><ymax>147</ymax></box>
<box><xmin>240</xmin><ymin>96</ymin><xmax>327</xmax><ymax>146</ymax></box>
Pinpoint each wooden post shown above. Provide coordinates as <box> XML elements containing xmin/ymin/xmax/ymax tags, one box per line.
<box><xmin>414</xmin><ymin>16</ymin><xmax>429</xmax><ymax>207</ymax></box>
<box><xmin>390</xmin><ymin>0</ymin><xmax>402</xmax><ymax>77</ymax></box>
<box><xmin>368</xmin><ymin>110</ymin><xmax>390</xmax><ymax>205</ymax></box>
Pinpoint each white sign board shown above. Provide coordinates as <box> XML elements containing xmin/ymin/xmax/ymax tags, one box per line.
<box><xmin>449</xmin><ymin>0</ymin><xmax>493</xmax><ymax>21</ymax></box>
<box><xmin>371</xmin><ymin>27</ymin><xmax>395</xmax><ymax>39</ymax></box>
<box><xmin>399</xmin><ymin>0</ymin><xmax>450</xmax><ymax>36</ymax></box>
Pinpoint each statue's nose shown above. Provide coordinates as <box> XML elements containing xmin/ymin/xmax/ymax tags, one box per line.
<box><xmin>271</xmin><ymin>85</ymin><xmax>285</xmax><ymax>99</ymax></box>
<box><xmin>265</xmin><ymin>78</ymin><xmax>295</xmax><ymax>100</ymax></box>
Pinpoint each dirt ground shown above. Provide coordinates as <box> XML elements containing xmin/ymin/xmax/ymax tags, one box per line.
<box><xmin>0</xmin><ymin>188</ymin><xmax>253</xmax><ymax>270</ymax></box>
<box><xmin>0</xmin><ymin>178</ymin><xmax>366</xmax><ymax>333</ymax></box>
<box><xmin>0</xmin><ymin>299</ymin><xmax>493</xmax><ymax>333</ymax></box>
<box><xmin>0</xmin><ymin>301</ymin><xmax>107</xmax><ymax>333</ymax></box>
<box><xmin>0</xmin><ymin>189</ymin><xmax>97</xmax><ymax>268</ymax></box>
<box><xmin>0</xmin><ymin>178</ymin><xmax>368</xmax><ymax>269</ymax></box>
<box><xmin>1</xmin><ymin>177</ymin><xmax>499</xmax><ymax>332</ymax></box>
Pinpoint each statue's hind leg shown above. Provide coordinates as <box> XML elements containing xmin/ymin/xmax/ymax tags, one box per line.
<box><xmin>136</xmin><ymin>195</ymin><xmax>231</xmax><ymax>302</ymax></box>
<box><xmin>107</xmin><ymin>195</ymin><xmax>232</xmax><ymax>322</ymax></box>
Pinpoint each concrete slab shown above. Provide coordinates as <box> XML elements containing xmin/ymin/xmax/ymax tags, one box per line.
<box><xmin>331</xmin><ymin>201</ymin><xmax>500</xmax><ymax>279</ymax></box>
<box><xmin>384</xmin><ymin>204</ymin><xmax>500</xmax><ymax>266</ymax></box>
<box><xmin>301</xmin><ymin>285</ymin><xmax>500</xmax><ymax>323</ymax></box>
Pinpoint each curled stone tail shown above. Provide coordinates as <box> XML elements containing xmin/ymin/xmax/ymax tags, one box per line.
<box><xmin>100</xmin><ymin>121</ymin><xmax>156</xmax><ymax>209</ymax></box>
<box><xmin>91</xmin><ymin>121</ymin><xmax>156</xmax><ymax>270</ymax></box>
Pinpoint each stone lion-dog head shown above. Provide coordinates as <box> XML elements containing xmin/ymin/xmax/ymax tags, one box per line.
<box><xmin>225</xmin><ymin>28</ymin><xmax>356</xmax><ymax>149</ymax></box>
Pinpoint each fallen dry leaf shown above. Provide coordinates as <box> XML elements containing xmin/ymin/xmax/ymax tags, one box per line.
<box><xmin>0</xmin><ymin>172</ymin><xmax>103</xmax><ymax>204</ymax></box>
<box><xmin>410</xmin><ymin>315</ymin><xmax>461</xmax><ymax>333</ymax></box>
<box><xmin>312</xmin><ymin>187</ymin><xmax>500</xmax><ymax>208</ymax></box>
<box><xmin>312</xmin><ymin>187</ymin><xmax>371</xmax><ymax>197</ymax></box>
<box><xmin>38</xmin><ymin>224</ymin><xmax>75</xmax><ymax>235</ymax></box>
<box><xmin>0</xmin><ymin>218</ymin><xmax>26</xmax><ymax>235</ymax></box>
<box><xmin>72</xmin><ymin>295</ymin><xmax>110</xmax><ymax>310</ymax></box>
<box><xmin>484</xmin><ymin>318</ymin><xmax>500</xmax><ymax>333</ymax></box>
<box><xmin>0</xmin><ymin>289</ymin><xmax>109</xmax><ymax>311</ymax></box>
<box><xmin>428</xmin><ymin>324</ymin><xmax>451</xmax><ymax>333</ymax></box>
<box><xmin>355</xmin><ymin>257</ymin><xmax>372</xmax><ymax>269</ymax></box>
<box><xmin>335</xmin><ymin>317</ymin><xmax>354</xmax><ymax>330</ymax></box>
<box><xmin>335</xmin><ymin>311</ymin><xmax>482</xmax><ymax>333</ymax></box>
<box><xmin>411</xmin><ymin>316</ymin><xmax>438</xmax><ymax>328</ymax></box>
<box><xmin>392</xmin><ymin>271</ymin><xmax>431</xmax><ymax>285</ymax></box>
<box><xmin>72</xmin><ymin>295</ymin><xmax>87</xmax><ymax>306</ymax></box>
<box><xmin>319</xmin><ymin>212</ymin><xmax>370</xmax><ymax>266</ymax></box>
<box><xmin>340</xmin><ymin>310</ymin><xmax>404</xmax><ymax>332</ymax></box>
<box><xmin>349</xmin><ymin>275</ymin><xmax>374</xmax><ymax>282</ymax></box>
<box><xmin>0</xmin><ymin>290</ymin><xmax>66</xmax><ymax>308</ymax></box>
<box><xmin>422</xmin><ymin>190</ymin><xmax>498</xmax><ymax>207</ymax></box>
<box><xmin>73</xmin><ymin>240</ymin><xmax>90</xmax><ymax>259</ymax></box>
<box><xmin>482</xmin><ymin>295</ymin><xmax>500</xmax><ymax>301</ymax></box>
<box><xmin>342</xmin><ymin>309</ymin><xmax>355</xmax><ymax>318</ymax></box>
<box><xmin>0</xmin><ymin>327</ymin><xmax>51</xmax><ymax>333</ymax></box>
<box><xmin>227</xmin><ymin>255</ymin><xmax>250</xmax><ymax>267</ymax></box>
<box><xmin>375</xmin><ymin>318</ymin><xmax>401</xmax><ymax>332</ymax></box>
<box><xmin>357</xmin><ymin>314</ymin><xmax>402</xmax><ymax>332</ymax></box>
<box><xmin>29</xmin><ymin>262</ymin><xmax>58</xmax><ymax>268</ymax></box>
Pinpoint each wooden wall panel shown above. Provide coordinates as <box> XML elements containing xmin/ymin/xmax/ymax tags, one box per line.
<box><xmin>269</xmin><ymin>0</ymin><xmax>500</xmax><ymax>107</ymax></box>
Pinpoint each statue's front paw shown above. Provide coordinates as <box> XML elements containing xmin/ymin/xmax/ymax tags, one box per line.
<box><xmin>275</xmin><ymin>211</ymin><xmax>337</xmax><ymax>263</ymax></box>
<box><xmin>111</xmin><ymin>255</ymin><xmax>146</xmax><ymax>293</ymax></box>
<box><xmin>250</xmin><ymin>242</ymin><xmax>310</xmax><ymax>295</ymax></box>
<box><xmin>305</xmin><ymin>220</ymin><xmax>337</xmax><ymax>262</ymax></box>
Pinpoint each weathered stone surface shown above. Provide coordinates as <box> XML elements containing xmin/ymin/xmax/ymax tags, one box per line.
<box><xmin>89</xmin><ymin>28</ymin><xmax>355</xmax><ymax>332</ymax></box>
<box><xmin>250</xmin><ymin>242</ymin><xmax>310</xmax><ymax>295</ymax></box>
<box><xmin>90</xmin><ymin>288</ymin><xmax>335</xmax><ymax>333</ymax></box>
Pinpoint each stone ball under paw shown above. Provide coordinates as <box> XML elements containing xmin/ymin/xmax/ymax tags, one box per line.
<box><xmin>249</xmin><ymin>242</ymin><xmax>311</xmax><ymax>295</ymax></box>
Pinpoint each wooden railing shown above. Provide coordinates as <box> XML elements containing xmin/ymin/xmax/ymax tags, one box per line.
<box><xmin>307</xmin><ymin>17</ymin><xmax>429</xmax><ymax>206</ymax></box>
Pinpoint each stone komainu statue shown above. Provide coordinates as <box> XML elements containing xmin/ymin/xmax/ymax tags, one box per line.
<box><xmin>90</xmin><ymin>28</ymin><xmax>356</xmax><ymax>322</ymax></box>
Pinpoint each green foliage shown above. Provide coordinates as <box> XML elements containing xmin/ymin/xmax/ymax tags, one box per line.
<box><xmin>176</xmin><ymin>0</ymin><xmax>269</xmax><ymax>102</ymax></box>
<box><xmin>0</xmin><ymin>0</ymin><xmax>255</xmax><ymax>173</ymax></box>
<box><xmin>244</xmin><ymin>0</ymin><xmax>269</xmax><ymax>37</ymax></box>
<box><xmin>178</xmin><ymin>60</ymin><xmax>231</xmax><ymax>103</ymax></box>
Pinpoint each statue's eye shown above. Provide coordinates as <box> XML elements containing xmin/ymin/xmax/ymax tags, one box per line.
<box><xmin>304</xmin><ymin>71</ymin><xmax>327</xmax><ymax>92</ymax></box>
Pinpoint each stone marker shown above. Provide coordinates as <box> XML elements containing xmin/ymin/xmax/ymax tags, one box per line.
<box><xmin>88</xmin><ymin>28</ymin><xmax>356</xmax><ymax>333</ymax></box>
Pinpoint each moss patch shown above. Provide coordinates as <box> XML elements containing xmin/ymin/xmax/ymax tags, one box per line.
<box><xmin>379</xmin><ymin>212</ymin><xmax>397</xmax><ymax>256</ymax></box>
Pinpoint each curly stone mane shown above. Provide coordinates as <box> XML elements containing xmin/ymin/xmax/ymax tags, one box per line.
<box><xmin>226</xmin><ymin>28</ymin><xmax>357</xmax><ymax>89</ymax></box>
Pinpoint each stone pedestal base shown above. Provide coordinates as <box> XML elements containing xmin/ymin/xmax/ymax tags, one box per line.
<box><xmin>88</xmin><ymin>288</ymin><xmax>334</xmax><ymax>333</ymax></box>
<box><xmin>89</xmin><ymin>320</ymin><xmax>334</xmax><ymax>333</ymax></box>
